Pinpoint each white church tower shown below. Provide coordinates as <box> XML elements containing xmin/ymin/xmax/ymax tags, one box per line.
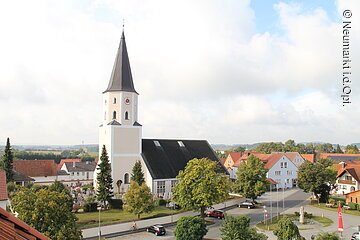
<box><xmin>95</xmin><ymin>30</ymin><xmax>142</xmax><ymax>193</ymax></box>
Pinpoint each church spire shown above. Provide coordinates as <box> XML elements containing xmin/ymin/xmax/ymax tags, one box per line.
<box><xmin>104</xmin><ymin>30</ymin><xmax>138</xmax><ymax>94</ymax></box>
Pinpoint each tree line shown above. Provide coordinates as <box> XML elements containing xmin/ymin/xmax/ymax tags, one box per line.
<box><xmin>227</xmin><ymin>139</ymin><xmax>359</xmax><ymax>154</ymax></box>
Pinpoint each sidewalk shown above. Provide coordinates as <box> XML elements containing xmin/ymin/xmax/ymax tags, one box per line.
<box><xmin>259</xmin><ymin>197</ymin><xmax>360</xmax><ymax>240</ymax></box>
<box><xmin>82</xmin><ymin>198</ymin><xmax>241</xmax><ymax>239</ymax></box>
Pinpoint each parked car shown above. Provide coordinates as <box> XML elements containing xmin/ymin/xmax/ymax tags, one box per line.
<box><xmin>146</xmin><ymin>225</ymin><xmax>166</xmax><ymax>236</ymax></box>
<box><xmin>352</xmin><ymin>232</ymin><xmax>359</xmax><ymax>240</ymax></box>
<box><xmin>205</xmin><ymin>210</ymin><xmax>225</xmax><ymax>219</ymax></box>
<box><xmin>238</xmin><ymin>201</ymin><xmax>255</xmax><ymax>209</ymax></box>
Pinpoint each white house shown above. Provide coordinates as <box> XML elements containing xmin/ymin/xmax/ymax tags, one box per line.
<box><xmin>265</xmin><ymin>153</ymin><xmax>299</xmax><ymax>189</ymax></box>
<box><xmin>94</xmin><ymin>31</ymin><xmax>227</xmax><ymax>198</ymax></box>
<box><xmin>334</xmin><ymin>162</ymin><xmax>360</xmax><ymax>195</ymax></box>
<box><xmin>60</xmin><ymin>161</ymin><xmax>96</xmax><ymax>187</ymax></box>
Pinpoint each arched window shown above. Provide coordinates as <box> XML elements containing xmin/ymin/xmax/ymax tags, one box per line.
<box><xmin>125</xmin><ymin>111</ymin><xmax>129</xmax><ymax>120</ymax></box>
<box><xmin>113</xmin><ymin>111</ymin><xmax>116</xmax><ymax>119</ymax></box>
<box><xmin>124</xmin><ymin>173</ymin><xmax>130</xmax><ymax>184</ymax></box>
<box><xmin>113</xmin><ymin>98</ymin><xmax>117</xmax><ymax>104</ymax></box>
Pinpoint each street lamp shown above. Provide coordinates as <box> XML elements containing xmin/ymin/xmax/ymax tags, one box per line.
<box><xmin>97</xmin><ymin>204</ymin><xmax>102</xmax><ymax>239</ymax></box>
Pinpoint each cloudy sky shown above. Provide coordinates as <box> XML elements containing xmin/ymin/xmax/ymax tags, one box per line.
<box><xmin>0</xmin><ymin>0</ymin><xmax>359</xmax><ymax>145</ymax></box>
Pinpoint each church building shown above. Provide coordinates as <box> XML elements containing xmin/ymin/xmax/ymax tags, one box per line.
<box><xmin>94</xmin><ymin>31</ymin><xmax>227</xmax><ymax>198</ymax></box>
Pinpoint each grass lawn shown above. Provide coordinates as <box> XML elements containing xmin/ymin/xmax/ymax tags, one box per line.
<box><xmin>256</xmin><ymin>214</ymin><xmax>333</xmax><ymax>231</ymax></box>
<box><xmin>76</xmin><ymin>206</ymin><xmax>181</xmax><ymax>229</ymax></box>
<box><xmin>310</xmin><ymin>203</ymin><xmax>360</xmax><ymax>217</ymax></box>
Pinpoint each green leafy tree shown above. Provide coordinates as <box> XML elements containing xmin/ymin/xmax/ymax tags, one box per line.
<box><xmin>96</xmin><ymin>145</ymin><xmax>113</xmax><ymax>206</ymax></box>
<box><xmin>315</xmin><ymin>232</ymin><xmax>340</xmax><ymax>240</ymax></box>
<box><xmin>284</xmin><ymin>139</ymin><xmax>297</xmax><ymax>152</ymax></box>
<box><xmin>233</xmin><ymin>146</ymin><xmax>246</xmax><ymax>152</ymax></box>
<box><xmin>253</xmin><ymin>142</ymin><xmax>284</xmax><ymax>153</ymax></box>
<box><xmin>124</xmin><ymin>181</ymin><xmax>154</xmax><ymax>219</ymax></box>
<box><xmin>334</xmin><ymin>144</ymin><xmax>343</xmax><ymax>153</ymax></box>
<box><xmin>131</xmin><ymin>160</ymin><xmax>145</xmax><ymax>185</ymax></box>
<box><xmin>315</xmin><ymin>143</ymin><xmax>334</xmax><ymax>153</ymax></box>
<box><xmin>221</xmin><ymin>215</ymin><xmax>267</xmax><ymax>240</ymax></box>
<box><xmin>233</xmin><ymin>155</ymin><xmax>268</xmax><ymax>200</ymax></box>
<box><xmin>273</xmin><ymin>216</ymin><xmax>302</xmax><ymax>240</ymax></box>
<box><xmin>174</xmin><ymin>216</ymin><xmax>207</xmax><ymax>240</ymax></box>
<box><xmin>297</xmin><ymin>158</ymin><xmax>337</xmax><ymax>202</ymax></box>
<box><xmin>48</xmin><ymin>181</ymin><xmax>73</xmax><ymax>211</ymax></box>
<box><xmin>11</xmin><ymin>186</ymin><xmax>82</xmax><ymax>239</ymax></box>
<box><xmin>172</xmin><ymin>158</ymin><xmax>230</xmax><ymax>218</ymax></box>
<box><xmin>305</xmin><ymin>143</ymin><xmax>315</xmax><ymax>154</ymax></box>
<box><xmin>1</xmin><ymin>138</ymin><xmax>14</xmax><ymax>182</ymax></box>
<box><xmin>345</xmin><ymin>144</ymin><xmax>359</xmax><ymax>154</ymax></box>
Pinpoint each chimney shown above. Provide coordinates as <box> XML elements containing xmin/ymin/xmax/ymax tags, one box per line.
<box><xmin>340</xmin><ymin>161</ymin><xmax>346</xmax><ymax>169</ymax></box>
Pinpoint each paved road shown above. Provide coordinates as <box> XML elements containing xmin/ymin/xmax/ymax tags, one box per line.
<box><xmin>108</xmin><ymin>188</ymin><xmax>309</xmax><ymax>240</ymax></box>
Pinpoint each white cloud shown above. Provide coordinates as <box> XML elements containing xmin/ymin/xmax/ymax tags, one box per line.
<box><xmin>0</xmin><ymin>0</ymin><xmax>358</xmax><ymax>145</ymax></box>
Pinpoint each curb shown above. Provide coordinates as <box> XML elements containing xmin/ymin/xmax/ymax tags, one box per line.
<box><xmin>83</xmin><ymin>203</ymin><xmax>239</xmax><ymax>239</ymax></box>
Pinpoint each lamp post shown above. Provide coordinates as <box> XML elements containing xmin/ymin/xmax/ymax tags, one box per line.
<box><xmin>97</xmin><ymin>204</ymin><xmax>102</xmax><ymax>239</ymax></box>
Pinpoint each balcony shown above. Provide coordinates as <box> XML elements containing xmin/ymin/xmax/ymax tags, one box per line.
<box><xmin>338</xmin><ymin>179</ymin><xmax>356</xmax><ymax>185</ymax></box>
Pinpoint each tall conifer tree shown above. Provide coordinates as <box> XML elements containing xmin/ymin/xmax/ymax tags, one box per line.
<box><xmin>96</xmin><ymin>145</ymin><xmax>113</xmax><ymax>206</ymax></box>
<box><xmin>131</xmin><ymin>160</ymin><xmax>145</xmax><ymax>185</ymax></box>
<box><xmin>2</xmin><ymin>138</ymin><xmax>14</xmax><ymax>182</ymax></box>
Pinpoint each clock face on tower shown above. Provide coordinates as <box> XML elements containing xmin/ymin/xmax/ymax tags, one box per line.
<box><xmin>124</xmin><ymin>98</ymin><xmax>130</xmax><ymax>105</ymax></box>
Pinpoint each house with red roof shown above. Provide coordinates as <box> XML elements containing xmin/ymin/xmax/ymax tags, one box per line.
<box><xmin>334</xmin><ymin>161</ymin><xmax>360</xmax><ymax>195</ymax></box>
<box><xmin>13</xmin><ymin>160</ymin><xmax>59</xmax><ymax>185</ymax></box>
<box><xmin>224</xmin><ymin>151</ymin><xmax>313</xmax><ymax>189</ymax></box>
<box><xmin>0</xmin><ymin>170</ymin><xmax>8</xmax><ymax>209</ymax></box>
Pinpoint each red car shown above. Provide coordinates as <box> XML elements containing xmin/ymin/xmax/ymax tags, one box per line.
<box><xmin>205</xmin><ymin>210</ymin><xmax>225</xmax><ymax>219</ymax></box>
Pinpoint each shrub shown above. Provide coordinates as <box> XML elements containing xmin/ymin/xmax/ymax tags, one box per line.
<box><xmin>109</xmin><ymin>199</ymin><xmax>123</xmax><ymax>209</ymax></box>
<box><xmin>348</xmin><ymin>202</ymin><xmax>358</xmax><ymax>210</ymax></box>
<box><xmin>83</xmin><ymin>202</ymin><xmax>98</xmax><ymax>212</ymax></box>
<box><xmin>294</xmin><ymin>212</ymin><xmax>300</xmax><ymax>217</ymax></box>
<box><xmin>330</xmin><ymin>197</ymin><xmax>345</xmax><ymax>205</ymax></box>
<box><xmin>175</xmin><ymin>216</ymin><xmax>207</xmax><ymax>240</ymax></box>
<box><xmin>328</xmin><ymin>198</ymin><xmax>336</xmax><ymax>205</ymax></box>
<box><xmin>155</xmin><ymin>198</ymin><xmax>167</xmax><ymax>206</ymax></box>
<box><xmin>304</xmin><ymin>212</ymin><xmax>313</xmax><ymax>219</ymax></box>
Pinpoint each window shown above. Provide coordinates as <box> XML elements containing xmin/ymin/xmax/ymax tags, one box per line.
<box><xmin>86</xmin><ymin>172</ymin><xmax>89</xmax><ymax>179</ymax></box>
<box><xmin>77</xmin><ymin>172</ymin><xmax>79</xmax><ymax>176</ymax></box>
<box><xmin>286</xmin><ymin>179</ymin><xmax>290</xmax><ymax>184</ymax></box>
<box><xmin>125</xmin><ymin>111</ymin><xmax>129</xmax><ymax>120</ymax></box>
<box><xmin>284</xmin><ymin>162</ymin><xmax>288</xmax><ymax>168</ymax></box>
<box><xmin>157</xmin><ymin>181</ymin><xmax>166</xmax><ymax>194</ymax></box>
<box><xmin>113</xmin><ymin>98</ymin><xmax>117</xmax><ymax>104</ymax></box>
<box><xmin>287</xmin><ymin>170</ymin><xmax>292</xmax><ymax>175</ymax></box>
<box><xmin>345</xmin><ymin>176</ymin><xmax>352</xmax><ymax>181</ymax></box>
<box><xmin>178</xmin><ymin>141</ymin><xmax>185</xmax><ymax>147</ymax></box>
<box><xmin>82</xmin><ymin>172</ymin><xmax>85</xmax><ymax>176</ymax></box>
<box><xmin>280</xmin><ymin>162</ymin><xmax>283</xmax><ymax>168</ymax></box>
<box><xmin>154</xmin><ymin>141</ymin><xmax>161</xmax><ymax>147</ymax></box>
<box><xmin>275</xmin><ymin>171</ymin><xmax>281</xmax><ymax>176</ymax></box>
<box><xmin>124</xmin><ymin>173</ymin><xmax>130</xmax><ymax>184</ymax></box>
<box><xmin>342</xmin><ymin>185</ymin><xmax>347</xmax><ymax>190</ymax></box>
<box><xmin>71</xmin><ymin>172</ymin><xmax>74</xmax><ymax>176</ymax></box>
<box><xmin>113</xmin><ymin>111</ymin><xmax>117</xmax><ymax>119</ymax></box>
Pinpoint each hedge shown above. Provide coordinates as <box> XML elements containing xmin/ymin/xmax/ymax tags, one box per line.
<box><xmin>109</xmin><ymin>199</ymin><xmax>123</xmax><ymax>209</ymax></box>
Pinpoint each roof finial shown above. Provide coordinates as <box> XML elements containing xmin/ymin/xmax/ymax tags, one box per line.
<box><xmin>122</xmin><ymin>18</ymin><xmax>125</xmax><ymax>31</ymax></box>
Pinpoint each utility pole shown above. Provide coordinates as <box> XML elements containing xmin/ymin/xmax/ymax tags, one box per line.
<box><xmin>270</xmin><ymin>183</ymin><xmax>273</xmax><ymax>223</ymax></box>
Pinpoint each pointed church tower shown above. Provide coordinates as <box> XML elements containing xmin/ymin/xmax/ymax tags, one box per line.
<box><xmin>95</xmin><ymin>30</ymin><xmax>142</xmax><ymax>193</ymax></box>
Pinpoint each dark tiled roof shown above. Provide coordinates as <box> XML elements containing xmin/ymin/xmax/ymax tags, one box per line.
<box><xmin>12</xmin><ymin>170</ymin><xmax>35</xmax><ymax>182</ymax></box>
<box><xmin>64</xmin><ymin>161</ymin><xmax>96</xmax><ymax>172</ymax></box>
<box><xmin>104</xmin><ymin>31</ymin><xmax>138</xmax><ymax>94</ymax></box>
<box><xmin>57</xmin><ymin>170</ymin><xmax>69</xmax><ymax>176</ymax></box>
<box><xmin>108</xmin><ymin>120</ymin><xmax>121</xmax><ymax>125</ymax></box>
<box><xmin>141</xmin><ymin>139</ymin><xmax>228</xmax><ymax>179</ymax></box>
<box><xmin>133</xmin><ymin>121</ymin><xmax>142</xmax><ymax>126</ymax></box>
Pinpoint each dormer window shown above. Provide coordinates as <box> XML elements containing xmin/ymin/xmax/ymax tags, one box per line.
<box><xmin>113</xmin><ymin>98</ymin><xmax>117</xmax><ymax>104</ymax></box>
<box><xmin>178</xmin><ymin>141</ymin><xmax>185</xmax><ymax>147</ymax></box>
<box><xmin>125</xmin><ymin>111</ymin><xmax>129</xmax><ymax>120</ymax></box>
<box><xmin>154</xmin><ymin>141</ymin><xmax>161</xmax><ymax>147</ymax></box>
<box><xmin>113</xmin><ymin>111</ymin><xmax>117</xmax><ymax>119</ymax></box>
